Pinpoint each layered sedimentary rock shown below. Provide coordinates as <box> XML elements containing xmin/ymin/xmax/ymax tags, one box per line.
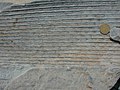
<box><xmin>0</xmin><ymin>0</ymin><xmax>120</xmax><ymax>90</ymax></box>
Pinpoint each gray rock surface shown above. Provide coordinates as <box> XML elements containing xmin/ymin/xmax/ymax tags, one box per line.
<box><xmin>4</xmin><ymin>67</ymin><xmax>120</xmax><ymax>90</ymax></box>
<box><xmin>0</xmin><ymin>64</ymin><xmax>32</xmax><ymax>90</ymax></box>
<box><xmin>110</xmin><ymin>27</ymin><xmax>120</xmax><ymax>42</ymax></box>
<box><xmin>0</xmin><ymin>0</ymin><xmax>32</xmax><ymax>4</ymax></box>
<box><xmin>0</xmin><ymin>0</ymin><xmax>120</xmax><ymax>90</ymax></box>
<box><xmin>0</xmin><ymin>2</ymin><xmax>13</xmax><ymax>12</ymax></box>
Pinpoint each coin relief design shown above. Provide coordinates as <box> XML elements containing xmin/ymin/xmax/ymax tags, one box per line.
<box><xmin>100</xmin><ymin>24</ymin><xmax>110</xmax><ymax>35</ymax></box>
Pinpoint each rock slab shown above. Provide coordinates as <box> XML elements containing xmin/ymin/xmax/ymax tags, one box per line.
<box><xmin>4</xmin><ymin>67</ymin><xmax>120</xmax><ymax>90</ymax></box>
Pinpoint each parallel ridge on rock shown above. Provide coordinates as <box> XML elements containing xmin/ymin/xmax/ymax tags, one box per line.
<box><xmin>0</xmin><ymin>0</ymin><xmax>120</xmax><ymax>65</ymax></box>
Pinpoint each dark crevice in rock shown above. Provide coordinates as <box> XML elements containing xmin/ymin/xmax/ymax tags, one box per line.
<box><xmin>110</xmin><ymin>78</ymin><xmax>120</xmax><ymax>90</ymax></box>
<box><xmin>110</xmin><ymin>38</ymin><xmax>120</xmax><ymax>44</ymax></box>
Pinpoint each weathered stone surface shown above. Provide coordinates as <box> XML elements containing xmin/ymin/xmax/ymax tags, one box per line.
<box><xmin>0</xmin><ymin>2</ymin><xmax>13</xmax><ymax>12</ymax></box>
<box><xmin>110</xmin><ymin>27</ymin><xmax>120</xmax><ymax>42</ymax></box>
<box><xmin>4</xmin><ymin>67</ymin><xmax>120</xmax><ymax>90</ymax></box>
<box><xmin>0</xmin><ymin>0</ymin><xmax>120</xmax><ymax>90</ymax></box>
<box><xmin>0</xmin><ymin>64</ymin><xmax>32</xmax><ymax>90</ymax></box>
<box><xmin>0</xmin><ymin>0</ymin><xmax>32</xmax><ymax>4</ymax></box>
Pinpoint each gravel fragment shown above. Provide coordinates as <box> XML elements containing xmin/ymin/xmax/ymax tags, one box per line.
<box><xmin>110</xmin><ymin>27</ymin><xmax>120</xmax><ymax>42</ymax></box>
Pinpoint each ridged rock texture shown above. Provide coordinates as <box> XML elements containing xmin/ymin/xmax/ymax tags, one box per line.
<box><xmin>0</xmin><ymin>0</ymin><xmax>32</xmax><ymax>5</ymax></box>
<box><xmin>0</xmin><ymin>0</ymin><xmax>120</xmax><ymax>90</ymax></box>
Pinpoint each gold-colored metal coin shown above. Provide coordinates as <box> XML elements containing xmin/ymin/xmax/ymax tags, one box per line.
<box><xmin>100</xmin><ymin>24</ymin><xmax>110</xmax><ymax>35</ymax></box>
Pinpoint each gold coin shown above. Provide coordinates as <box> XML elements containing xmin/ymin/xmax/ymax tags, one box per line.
<box><xmin>100</xmin><ymin>24</ymin><xmax>110</xmax><ymax>35</ymax></box>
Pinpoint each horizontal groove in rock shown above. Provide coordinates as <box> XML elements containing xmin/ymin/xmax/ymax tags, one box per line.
<box><xmin>3</xmin><ymin>6</ymin><xmax>120</xmax><ymax>13</ymax></box>
<box><xmin>0</xmin><ymin>20</ymin><xmax>120</xmax><ymax>26</ymax></box>
<box><xmin>1</xmin><ymin>14</ymin><xmax>120</xmax><ymax>20</ymax></box>
<box><xmin>9</xmin><ymin>2</ymin><xmax>118</xmax><ymax>10</ymax></box>
<box><xmin>1</xmin><ymin>9</ymin><xmax>120</xmax><ymax>17</ymax></box>
<box><xmin>16</xmin><ymin>43</ymin><xmax>119</xmax><ymax>46</ymax></box>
